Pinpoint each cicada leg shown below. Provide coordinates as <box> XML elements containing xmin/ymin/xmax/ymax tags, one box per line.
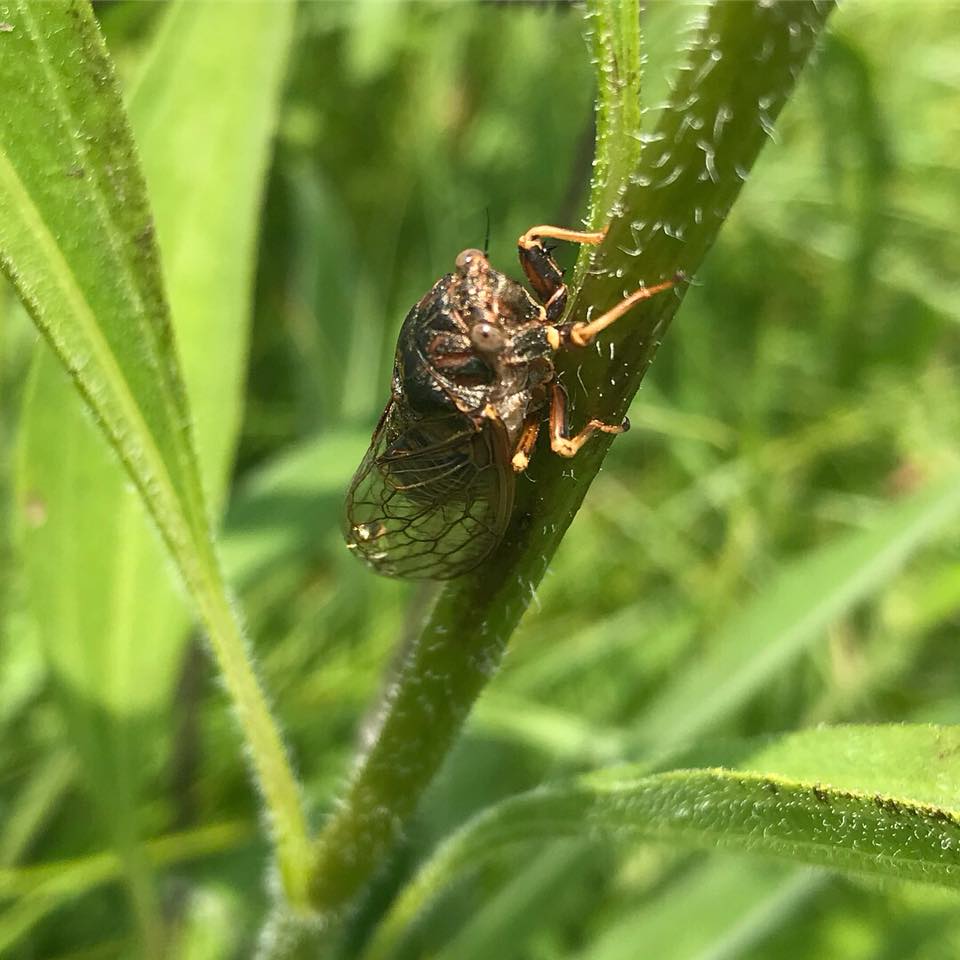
<box><xmin>517</xmin><ymin>224</ymin><xmax>607</xmax><ymax>323</ymax></box>
<box><xmin>510</xmin><ymin>416</ymin><xmax>541</xmax><ymax>473</ymax></box>
<box><xmin>566</xmin><ymin>275</ymin><xmax>680</xmax><ymax>348</ymax></box>
<box><xmin>548</xmin><ymin>382</ymin><xmax>628</xmax><ymax>459</ymax></box>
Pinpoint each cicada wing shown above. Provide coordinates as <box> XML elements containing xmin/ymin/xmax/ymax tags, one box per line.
<box><xmin>344</xmin><ymin>401</ymin><xmax>513</xmax><ymax>580</ymax></box>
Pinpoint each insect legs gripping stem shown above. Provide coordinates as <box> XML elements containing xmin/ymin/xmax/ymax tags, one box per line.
<box><xmin>518</xmin><ymin>224</ymin><xmax>678</xmax><ymax>459</ymax></box>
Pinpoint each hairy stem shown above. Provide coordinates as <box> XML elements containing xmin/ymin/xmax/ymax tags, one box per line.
<box><xmin>307</xmin><ymin>0</ymin><xmax>835</xmax><ymax>918</ymax></box>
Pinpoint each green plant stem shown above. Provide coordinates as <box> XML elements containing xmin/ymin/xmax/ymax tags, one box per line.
<box><xmin>585</xmin><ymin>0</ymin><xmax>643</xmax><ymax>229</ymax></box>
<box><xmin>309</xmin><ymin>575</ymin><xmax>524</xmax><ymax>912</ymax></box>
<box><xmin>308</xmin><ymin>0</ymin><xmax>834</xmax><ymax>919</ymax></box>
<box><xmin>192</xmin><ymin>560</ymin><xmax>313</xmax><ymax>907</ymax></box>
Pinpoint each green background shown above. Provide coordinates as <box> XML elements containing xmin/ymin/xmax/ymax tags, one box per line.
<box><xmin>1</xmin><ymin>1</ymin><xmax>960</xmax><ymax>957</ymax></box>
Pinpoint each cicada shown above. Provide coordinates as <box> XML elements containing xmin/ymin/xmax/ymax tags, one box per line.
<box><xmin>344</xmin><ymin>225</ymin><xmax>678</xmax><ymax>580</ymax></box>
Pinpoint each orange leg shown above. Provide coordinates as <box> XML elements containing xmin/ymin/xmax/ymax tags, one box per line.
<box><xmin>518</xmin><ymin>225</ymin><xmax>608</xmax><ymax>249</ymax></box>
<box><xmin>549</xmin><ymin>382</ymin><xmax>628</xmax><ymax>459</ymax></box>
<box><xmin>568</xmin><ymin>276</ymin><xmax>679</xmax><ymax>348</ymax></box>
<box><xmin>511</xmin><ymin>417</ymin><xmax>541</xmax><ymax>473</ymax></box>
<box><xmin>517</xmin><ymin>224</ymin><xmax>608</xmax><ymax>321</ymax></box>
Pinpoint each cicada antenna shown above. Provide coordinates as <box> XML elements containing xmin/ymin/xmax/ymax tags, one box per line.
<box><xmin>483</xmin><ymin>207</ymin><xmax>491</xmax><ymax>257</ymax></box>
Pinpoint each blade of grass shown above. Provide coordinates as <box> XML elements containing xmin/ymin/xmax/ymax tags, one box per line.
<box><xmin>631</xmin><ymin>469</ymin><xmax>960</xmax><ymax>764</ymax></box>
<box><xmin>0</xmin><ymin>751</ymin><xmax>76</xmax><ymax>868</ymax></box>
<box><xmin>573</xmin><ymin>858</ymin><xmax>823</xmax><ymax>960</ymax></box>
<box><xmin>0</xmin><ymin>0</ymin><xmax>309</xmax><ymax>904</ymax></box>
<box><xmin>433</xmin><ymin>842</ymin><xmax>593</xmax><ymax>960</ymax></box>
<box><xmin>307</xmin><ymin>0</ymin><xmax>835</xmax><ymax>917</ymax></box>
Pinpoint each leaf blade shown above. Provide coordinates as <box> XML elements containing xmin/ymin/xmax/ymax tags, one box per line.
<box><xmin>3</xmin><ymin>0</ymin><xmax>310</xmax><ymax>905</ymax></box>
<box><xmin>0</xmin><ymin>0</ymin><xmax>206</xmax><ymax>556</ymax></box>
<box><xmin>363</xmin><ymin>724</ymin><xmax>960</xmax><ymax>960</ymax></box>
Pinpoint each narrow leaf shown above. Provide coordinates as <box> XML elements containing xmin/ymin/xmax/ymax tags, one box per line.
<box><xmin>2</xmin><ymin>0</ymin><xmax>309</xmax><ymax>903</ymax></box>
<box><xmin>363</xmin><ymin>724</ymin><xmax>960</xmax><ymax>960</ymax></box>
<box><xmin>574</xmin><ymin>858</ymin><xmax>823</xmax><ymax>960</ymax></box>
<box><xmin>0</xmin><ymin>0</ymin><xmax>207</xmax><ymax>563</ymax></box>
<box><xmin>18</xmin><ymin>0</ymin><xmax>296</xmax><ymax>713</ymax></box>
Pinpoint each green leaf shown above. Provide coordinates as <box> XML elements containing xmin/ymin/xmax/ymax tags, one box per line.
<box><xmin>309</xmin><ymin>0</ymin><xmax>835</xmax><ymax>915</ymax></box>
<box><xmin>362</xmin><ymin>724</ymin><xmax>960</xmax><ymax>960</ymax></box>
<box><xmin>1</xmin><ymin>0</ymin><xmax>309</xmax><ymax>906</ymax></box>
<box><xmin>14</xmin><ymin>0</ymin><xmax>297</xmax><ymax>928</ymax></box>
<box><xmin>584</xmin><ymin>0</ymin><xmax>643</xmax><ymax>228</ymax></box>
<box><xmin>0</xmin><ymin>0</ymin><xmax>205</xmax><ymax>559</ymax></box>
<box><xmin>16</xmin><ymin>7</ymin><xmax>299</xmax><ymax>926</ymax></box>
<box><xmin>18</xmin><ymin>0</ymin><xmax>296</xmax><ymax>711</ymax></box>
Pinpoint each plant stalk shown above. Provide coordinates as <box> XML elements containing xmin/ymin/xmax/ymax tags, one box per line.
<box><xmin>307</xmin><ymin>0</ymin><xmax>835</xmax><ymax>918</ymax></box>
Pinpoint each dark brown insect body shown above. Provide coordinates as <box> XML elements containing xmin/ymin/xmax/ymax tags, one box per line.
<box><xmin>344</xmin><ymin>226</ymin><xmax>677</xmax><ymax>580</ymax></box>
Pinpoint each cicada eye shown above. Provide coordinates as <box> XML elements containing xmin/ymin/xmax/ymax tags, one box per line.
<box><xmin>470</xmin><ymin>322</ymin><xmax>505</xmax><ymax>354</ymax></box>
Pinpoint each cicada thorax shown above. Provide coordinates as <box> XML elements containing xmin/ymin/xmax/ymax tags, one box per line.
<box><xmin>395</xmin><ymin>256</ymin><xmax>556</xmax><ymax>446</ymax></box>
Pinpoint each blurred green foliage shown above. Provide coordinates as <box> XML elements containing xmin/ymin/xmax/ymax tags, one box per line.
<box><xmin>1</xmin><ymin>1</ymin><xmax>959</xmax><ymax>957</ymax></box>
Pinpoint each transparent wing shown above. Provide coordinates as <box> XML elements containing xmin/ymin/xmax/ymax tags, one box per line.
<box><xmin>344</xmin><ymin>400</ymin><xmax>513</xmax><ymax>580</ymax></box>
